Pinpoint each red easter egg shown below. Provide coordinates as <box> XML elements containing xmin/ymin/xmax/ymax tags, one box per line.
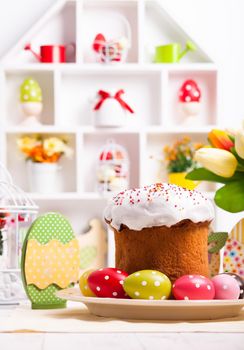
<box><xmin>93</xmin><ymin>33</ymin><xmax>106</xmax><ymax>52</ymax></box>
<box><xmin>179</xmin><ymin>80</ymin><xmax>201</xmax><ymax>103</ymax></box>
<box><xmin>173</xmin><ymin>275</ymin><xmax>215</xmax><ymax>300</ymax></box>
<box><xmin>87</xmin><ymin>267</ymin><xmax>128</xmax><ymax>298</ymax></box>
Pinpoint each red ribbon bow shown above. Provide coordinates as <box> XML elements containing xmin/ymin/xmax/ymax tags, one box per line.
<box><xmin>94</xmin><ymin>90</ymin><xmax>134</xmax><ymax>113</ymax></box>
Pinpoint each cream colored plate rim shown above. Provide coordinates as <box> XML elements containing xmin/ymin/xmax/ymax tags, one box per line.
<box><xmin>56</xmin><ymin>288</ymin><xmax>244</xmax><ymax>308</ymax></box>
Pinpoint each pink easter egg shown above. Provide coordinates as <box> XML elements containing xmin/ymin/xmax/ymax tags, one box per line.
<box><xmin>172</xmin><ymin>275</ymin><xmax>215</xmax><ymax>300</ymax></box>
<box><xmin>212</xmin><ymin>274</ymin><xmax>240</xmax><ymax>300</ymax></box>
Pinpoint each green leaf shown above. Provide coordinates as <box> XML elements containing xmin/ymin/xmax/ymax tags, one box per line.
<box><xmin>214</xmin><ymin>181</ymin><xmax>244</xmax><ymax>212</ymax></box>
<box><xmin>230</xmin><ymin>147</ymin><xmax>244</xmax><ymax>168</ymax></box>
<box><xmin>208</xmin><ymin>231</ymin><xmax>228</xmax><ymax>254</ymax></box>
<box><xmin>186</xmin><ymin>168</ymin><xmax>229</xmax><ymax>184</ymax></box>
<box><xmin>186</xmin><ymin>168</ymin><xmax>244</xmax><ymax>184</ymax></box>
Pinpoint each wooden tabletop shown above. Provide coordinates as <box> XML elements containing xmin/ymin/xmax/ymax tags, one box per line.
<box><xmin>0</xmin><ymin>306</ymin><xmax>243</xmax><ymax>350</ymax></box>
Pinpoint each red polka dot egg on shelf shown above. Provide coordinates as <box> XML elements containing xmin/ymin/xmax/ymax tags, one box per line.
<box><xmin>97</xmin><ymin>140</ymin><xmax>129</xmax><ymax>194</ymax></box>
<box><xmin>87</xmin><ymin>267</ymin><xmax>128</xmax><ymax>298</ymax></box>
<box><xmin>172</xmin><ymin>274</ymin><xmax>215</xmax><ymax>300</ymax></box>
<box><xmin>178</xmin><ymin>79</ymin><xmax>202</xmax><ymax>126</ymax></box>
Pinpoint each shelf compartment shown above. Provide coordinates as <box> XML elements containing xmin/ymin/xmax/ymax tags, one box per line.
<box><xmin>143</xmin><ymin>131</ymin><xmax>216</xmax><ymax>192</ymax></box>
<box><xmin>16</xmin><ymin>1</ymin><xmax>76</xmax><ymax>64</ymax></box>
<box><xmin>80</xmin><ymin>0</ymin><xmax>139</xmax><ymax>63</ymax></box>
<box><xmin>80</xmin><ymin>131</ymin><xmax>140</xmax><ymax>193</ymax></box>
<box><xmin>167</xmin><ymin>69</ymin><xmax>218</xmax><ymax>127</ymax></box>
<box><xmin>6</xmin><ymin>132</ymin><xmax>77</xmax><ymax>193</ymax></box>
<box><xmin>4</xmin><ymin>70</ymin><xmax>54</xmax><ymax>126</ymax></box>
<box><xmin>143</xmin><ymin>0</ymin><xmax>210</xmax><ymax>64</ymax></box>
<box><xmin>57</xmin><ymin>70</ymin><xmax>162</xmax><ymax>127</ymax></box>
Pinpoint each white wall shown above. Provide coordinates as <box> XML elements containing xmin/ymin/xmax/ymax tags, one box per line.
<box><xmin>0</xmin><ymin>0</ymin><xmax>242</xmax><ymax>232</ymax></box>
<box><xmin>0</xmin><ymin>0</ymin><xmax>243</xmax><ymax>127</ymax></box>
<box><xmin>162</xmin><ymin>0</ymin><xmax>244</xmax><ymax>127</ymax></box>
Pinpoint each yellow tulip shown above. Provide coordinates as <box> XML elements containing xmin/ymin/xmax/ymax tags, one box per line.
<box><xmin>195</xmin><ymin>148</ymin><xmax>237</xmax><ymax>178</ymax></box>
<box><xmin>235</xmin><ymin>130</ymin><xmax>244</xmax><ymax>159</ymax></box>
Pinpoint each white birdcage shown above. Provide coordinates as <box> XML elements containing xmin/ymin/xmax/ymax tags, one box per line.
<box><xmin>92</xmin><ymin>14</ymin><xmax>131</xmax><ymax>64</ymax></box>
<box><xmin>94</xmin><ymin>38</ymin><xmax>130</xmax><ymax>64</ymax></box>
<box><xmin>0</xmin><ymin>163</ymin><xmax>38</xmax><ymax>304</ymax></box>
<box><xmin>97</xmin><ymin>140</ymin><xmax>129</xmax><ymax>194</ymax></box>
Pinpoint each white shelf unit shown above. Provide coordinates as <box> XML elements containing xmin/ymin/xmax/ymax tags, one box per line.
<box><xmin>0</xmin><ymin>0</ymin><xmax>220</xmax><ymax>243</ymax></box>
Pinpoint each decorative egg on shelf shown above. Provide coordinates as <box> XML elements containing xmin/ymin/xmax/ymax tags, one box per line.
<box><xmin>178</xmin><ymin>79</ymin><xmax>201</xmax><ymax>126</ymax></box>
<box><xmin>93</xmin><ymin>89</ymin><xmax>134</xmax><ymax>128</ymax></box>
<box><xmin>97</xmin><ymin>140</ymin><xmax>129</xmax><ymax>195</ymax></box>
<box><xmin>20</xmin><ymin>78</ymin><xmax>43</xmax><ymax>126</ymax></box>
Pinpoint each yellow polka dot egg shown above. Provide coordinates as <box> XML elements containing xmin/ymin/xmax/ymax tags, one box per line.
<box><xmin>79</xmin><ymin>270</ymin><xmax>96</xmax><ymax>297</ymax></box>
<box><xmin>123</xmin><ymin>270</ymin><xmax>172</xmax><ymax>300</ymax></box>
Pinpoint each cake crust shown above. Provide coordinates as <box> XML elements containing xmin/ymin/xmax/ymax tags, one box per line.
<box><xmin>112</xmin><ymin>219</ymin><xmax>210</xmax><ymax>282</ymax></box>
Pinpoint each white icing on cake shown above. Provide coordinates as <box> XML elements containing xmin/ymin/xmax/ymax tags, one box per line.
<box><xmin>104</xmin><ymin>183</ymin><xmax>214</xmax><ymax>231</ymax></box>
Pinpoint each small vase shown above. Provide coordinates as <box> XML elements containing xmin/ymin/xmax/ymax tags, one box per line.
<box><xmin>27</xmin><ymin>161</ymin><xmax>62</xmax><ymax>193</ymax></box>
<box><xmin>168</xmin><ymin>172</ymin><xmax>200</xmax><ymax>190</ymax></box>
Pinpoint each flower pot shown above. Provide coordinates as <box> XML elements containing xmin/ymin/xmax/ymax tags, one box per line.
<box><xmin>27</xmin><ymin>161</ymin><xmax>62</xmax><ymax>193</ymax></box>
<box><xmin>168</xmin><ymin>172</ymin><xmax>200</xmax><ymax>190</ymax></box>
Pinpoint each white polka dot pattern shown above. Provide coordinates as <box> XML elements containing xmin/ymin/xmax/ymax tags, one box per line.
<box><xmin>24</xmin><ymin>212</ymin><xmax>77</xmax><ymax>307</ymax></box>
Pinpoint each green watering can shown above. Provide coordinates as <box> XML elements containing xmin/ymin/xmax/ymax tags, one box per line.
<box><xmin>154</xmin><ymin>41</ymin><xmax>196</xmax><ymax>63</ymax></box>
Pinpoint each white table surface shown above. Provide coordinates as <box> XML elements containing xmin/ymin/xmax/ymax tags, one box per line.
<box><xmin>0</xmin><ymin>306</ymin><xmax>244</xmax><ymax>350</ymax></box>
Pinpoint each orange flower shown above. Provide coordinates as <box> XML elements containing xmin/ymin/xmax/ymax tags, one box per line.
<box><xmin>208</xmin><ymin>129</ymin><xmax>234</xmax><ymax>151</ymax></box>
<box><xmin>194</xmin><ymin>142</ymin><xmax>203</xmax><ymax>150</ymax></box>
<box><xmin>17</xmin><ymin>135</ymin><xmax>72</xmax><ymax>163</ymax></box>
<box><xmin>182</xmin><ymin>136</ymin><xmax>190</xmax><ymax>144</ymax></box>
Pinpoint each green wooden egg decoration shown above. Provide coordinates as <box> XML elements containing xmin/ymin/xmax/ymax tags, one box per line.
<box><xmin>20</xmin><ymin>77</ymin><xmax>42</xmax><ymax>103</ymax></box>
<box><xmin>21</xmin><ymin>212</ymin><xmax>80</xmax><ymax>309</ymax></box>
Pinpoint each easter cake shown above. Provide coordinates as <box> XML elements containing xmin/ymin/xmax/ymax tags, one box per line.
<box><xmin>104</xmin><ymin>183</ymin><xmax>214</xmax><ymax>282</ymax></box>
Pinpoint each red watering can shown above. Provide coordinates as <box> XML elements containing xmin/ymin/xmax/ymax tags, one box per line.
<box><xmin>24</xmin><ymin>43</ymin><xmax>75</xmax><ymax>63</ymax></box>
